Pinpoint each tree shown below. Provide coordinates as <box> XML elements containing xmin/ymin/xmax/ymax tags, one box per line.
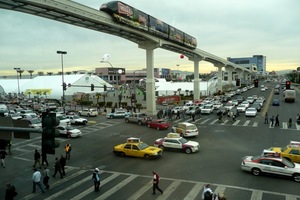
<box><xmin>38</xmin><ymin>71</ymin><xmax>44</xmax><ymax>76</ymax></box>
<box><xmin>185</xmin><ymin>90</ymin><xmax>189</xmax><ymax>96</ymax></box>
<box><xmin>28</xmin><ymin>70</ymin><xmax>34</xmax><ymax>79</ymax></box>
<box><xmin>47</xmin><ymin>72</ymin><xmax>53</xmax><ymax>76</ymax></box>
<box><xmin>73</xmin><ymin>71</ymin><xmax>78</xmax><ymax>74</ymax></box>
<box><xmin>17</xmin><ymin>69</ymin><xmax>24</xmax><ymax>79</ymax></box>
<box><xmin>66</xmin><ymin>72</ymin><xmax>72</xmax><ymax>75</ymax></box>
<box><xmin>177</xmin><ymin>88</ymin><xmax>181</xmax><ymax>96</ymax></box>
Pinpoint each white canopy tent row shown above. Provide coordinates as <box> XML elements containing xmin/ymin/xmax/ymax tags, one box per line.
<box><xmin>0</xmin><ymin>74</ymin><xmax>113</xmax><ymax>100</ymax></box>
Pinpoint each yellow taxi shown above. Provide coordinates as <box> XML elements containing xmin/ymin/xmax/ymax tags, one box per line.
<box><xmin>269</xmin><ymin>141</ymin><xmax>300</xmax><ymax>163</ymax></box>
<box><xmin>113</xmin><ymin>137</ymin><xmax>163</xmax><ymax>159</ymax></box>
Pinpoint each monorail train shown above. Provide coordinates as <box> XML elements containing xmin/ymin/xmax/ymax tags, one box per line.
<box><xmin>100</xmin><ymin>1</ymin><xmax>197</xmax><ymax>49</ymax></box>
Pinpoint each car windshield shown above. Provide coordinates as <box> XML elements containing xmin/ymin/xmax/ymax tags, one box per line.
<box><xmin>281</xmin><ymin>157</ymin><xmax>295</xmax><ymax>168</ymax></box>
<box><xmin>138</xmin><ymin>143</ymin><xmax>149</xmax><ymax>150</ymax></box>
<box><xmin>187</xmin><ymin>125</ymin><xmax>197</xmax><ymax>130</ymax></box>
<box><xmin>66</xmin><ymin>126</ymin><xmax>75</xmax><ymax>130</ymax></box>
<box><xmin>179</xmin><ymin>138</ymin><xmax>188</xmax><ymax>144</ymax></box>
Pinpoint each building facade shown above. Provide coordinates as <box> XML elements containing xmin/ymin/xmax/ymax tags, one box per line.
<box><xmin>227</xmin><ymin>55</ymin><xmax>266</xmax><ymax>75</ymax></box>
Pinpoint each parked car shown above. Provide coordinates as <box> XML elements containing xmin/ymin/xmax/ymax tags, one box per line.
<box><xmin>57</xmin><ymin>125</ymin><xmax>82</xmax><ymax>138</ymax></box>
<box><xmin>251</xmin><ymin>103</ymin><xmax>262</xmax><ymax>112</ymax></box>
<box><xmin>78</xmin><ymin>109</ymin><xmax>98</xmax><ymax>117</ymax></box>
<box><xmin>154</xmin><ymin>133</ymin><xmax>200</xmax><ymax>154</ymax></box>
<box><xmin>147</xmin><ymin>119</ymin><xmax>170</xmax><ymax>130</ymax></box>
<box><xmin>113</xmin><ymin>137</ymin><xmax>162</xmax><ymax>159</ymax></box>
<box><xmin>171</xmin><ymin>122</ymin><xmax>199</xmax><ymax>137</ymax></box>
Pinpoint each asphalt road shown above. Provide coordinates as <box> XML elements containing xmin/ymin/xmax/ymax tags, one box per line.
<box><xmin>1</xmin><ymin>81</ymin><xmax>300</xmax><ymax>200</ymax></box>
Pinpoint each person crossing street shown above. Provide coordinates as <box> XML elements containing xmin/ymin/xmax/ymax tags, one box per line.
<box><xmin>64</xmin><ymin>144</ymin><xmax>72</xmax><ymax>160</ymax></box>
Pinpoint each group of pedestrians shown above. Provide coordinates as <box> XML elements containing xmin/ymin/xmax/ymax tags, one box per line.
<box><xmin>265</xmin><ymin>112</ymin><xmax>293</xmax><ymax>128</ymax></box>
<box><xmin>202</xmin><ymin>184</ymin><xmax>227</xmax><ymax>200</ymax></box>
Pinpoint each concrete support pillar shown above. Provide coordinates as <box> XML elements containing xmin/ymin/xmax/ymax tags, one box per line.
<box><xmin>189</xmin><ymin>57</ymin><xmax>202</xmax><ymax>100</ymax></box>
<box><xmin>216</xmin><ymin>65</ymin><xmax>223</xmax><ymax>92</ymax></box>
<box><xmin>226</xmin><ymin>67</ymin><xmax>233</xmax><ymax>86</ymax></box>
<box><xmin>139</xmin><ymin>42</ymin><xmax>159</xmax><ymax>116</ymax></box>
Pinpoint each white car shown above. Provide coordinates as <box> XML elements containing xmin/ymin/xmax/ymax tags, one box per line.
<box><xmin>66</xmin><ymin>115</ymin><xmax>88</xmax><ymax>125</ymax></box>
<box><xmin>57</xmin><ymin>125</ymin><xmax>82</xmax><ymax>138</ymax></box>
<box><xmin>78</xmin><ymin>109</ymin><xmax>98</xmax><ymax>117</ymax></box>
<box><xmin>212</xmin><ymin>101</ymin><xmax>222</xmax><ymax>110</ymax></box>
<box><xmin>240</xmin><ymin>101</ymin><xmax>250</xmax><ymax>108</ymax></box>
<box><xmin>154</xmin><ymin>133</ymin><xmax>200</xmax><ymax>154</ymax></box>
<box><xmin>224</xmin><ymin>103</ymin><xmax>235</xmax><ymax>110</ymax></box>
<box><xmin>201</xmin><ymin>104</ymin><xmax>214</xmax><ymax>114</ymax></box>
<box><xmin>246</xmin><ymin>96</ymin><xmax>255</xmax><ymax>104</ymax></box>
<box><xmin>245</xmin><ymin>108</ymin><xmax>257</xmax><ymax>117</ymax></box>
<box><xmin>57</xmin><ymin>115</ymin><xmax>71</xmax><ymax>126</ymax></box>
<box><xmin>261</xmin><ymin>87</ymin><xmax>266</xmax><ymax>92</ymax></box>
<box><xmin>236</xmin><ymin>104</ymin><xmax>247</xmax><ymax>112</ymax></box>
<box><xmin>241</xmin><ymin>150</ymin><xmax>300</xmax><ymax>182</ymax></box>
<box><xmin>172</xmin><ymin>106</ymin><xmax>183</xmax><ymax>114</ymax></box>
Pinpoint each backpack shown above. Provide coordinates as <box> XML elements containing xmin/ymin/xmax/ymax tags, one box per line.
<box><xmin>204</xmin><ymin>190</ymin><xmax>213</xmax><ymax>200</ymax></box>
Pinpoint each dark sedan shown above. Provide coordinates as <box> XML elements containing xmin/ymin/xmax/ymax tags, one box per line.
<box><xmin>272</xmin><ymin>99</ymin><xmax>280</xmax><ymax>106</ymax></box>
<box><xmin>251</xmin><ymin>103</ymin><xmax>262</xmax><ymax>112</ymax></box>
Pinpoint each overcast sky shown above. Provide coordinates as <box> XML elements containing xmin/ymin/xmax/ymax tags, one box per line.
<box><xmin>0</xmin><ymin>0</ymin><xmax>299</xmax><ymax>76</ymax></box>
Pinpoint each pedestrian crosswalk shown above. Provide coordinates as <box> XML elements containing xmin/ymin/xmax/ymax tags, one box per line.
<box><xmin>21</xmin><ymin>167</ymin><xmax>300</xmax><ymax>200</ymax></box>
<box><xmin>171</xmin><ymin>117</ymin><xmax>300</xmax><ymax>131</ymax></box>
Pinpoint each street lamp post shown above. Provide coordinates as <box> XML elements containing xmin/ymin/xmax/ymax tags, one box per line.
<box><xmin>57</xmin><ymin>50</ymin><xmax>67</xmax><ymax>114</ymax></box>
<box><xmin>13</xmin><ymin>68</ymin><xmax>21</xmax><ymax>95</ymax></box>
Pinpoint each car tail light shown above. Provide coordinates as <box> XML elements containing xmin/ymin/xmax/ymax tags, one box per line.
<box><xmin>67</xmin><ymin>131</ymin><xmax>72</xmax><ymax>135</ymax></box>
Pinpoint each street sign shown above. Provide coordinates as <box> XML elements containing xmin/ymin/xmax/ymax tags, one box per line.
<box><xmin>108</xmin><ymin>68</ymin><xmax>126</xmax><ymax>75</ymax></box>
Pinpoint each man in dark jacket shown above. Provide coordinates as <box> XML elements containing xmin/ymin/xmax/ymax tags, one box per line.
<box><xmin>52</xmin><ymin>157</ymin><xmax>63</xmax><ymax>179</ymax></box>
<box><xmin>60</xmin><ymin>155</ymin><xmax>66</xmax><ymax>176</ymax></box>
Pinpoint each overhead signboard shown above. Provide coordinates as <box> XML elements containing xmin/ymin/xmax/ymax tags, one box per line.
<box><xmin>108</xmin><ymin>68</ymin><xmax>126</xmax><ymax>75</ymax></box>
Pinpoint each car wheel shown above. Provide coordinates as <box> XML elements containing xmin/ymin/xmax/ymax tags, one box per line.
<box><xmin>158</xmin><ymin>145</ymin><xmax>164</xmax><ymax>150</ymax></box>
<box><xmin>110</xmin><ymin>116</ymin><xmax>113</xmax><ymax>119</ymax></box>
<box><xmin>144</xmin><ymin>154</ymin><xmax>150</xmax><ymax>159</ymax></box>
<box><xmin>147</xmin><ymin>124</ymin><xmax>151</xmax><ymax>128</ymax></box>
<box><xmin>67</xmin><ymin>134</ymin><xmax>71</xmax><ymax>138</ymax></box>
<box><xmin>293</xmin><ymin>174</ymin><xmax>300</xmax><ymax>182</ymax></box>
<box><xmin>88</xmin><ymin>114</ymin><xmax>90</xmax><ymax>117</ymax></box>
<box><xmin>119</xmin><ymin>152</ymin><xmax>125</xmax><ymax>157</ymax></box>
<box><xmin>251</xmin><ymin>168</ymin><xmax>261</xmax><ymax>176</ymax></box>
<box><xmin>125</xmin><ymin>119</ymin><xmax>129</xmax><ymax>123</ymax></box>
<box><xmin>185</xmin><ymin>148</ymin><xmax>192</xmax><ymax>154</ymax></box>
<box><xmin>157</xmin><ymin>126</ymin><xmax>160</xmax><ymax>130</ymax></box>
<box><xmin>138</xmin><ymin>121</ymin><xmax>142</xmax><ymax>126</ymax></box>
<box><xmin>75</xmin><ymin>121</ymin><xmax>79</xmax><ymax>125</ymax></box>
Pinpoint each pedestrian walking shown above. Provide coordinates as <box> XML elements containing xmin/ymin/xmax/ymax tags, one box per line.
<box><xmin>288</xmin><ymin>118</ymin><xmax>292</xmax><ymax>129</ymax></box>
<box><xmin>0</xmin><ymin>149</ymin><xmax>8</xmax><ymax>168</ymax></box>
<box><xmin>191</xmin><ymin>113</ymin><xmax>195</xmax><ymax>121</ymax></box>
<box><xmin>264</xmin><ymin>112</ymin><xmax>268</xmax><ymax>124</ymax></box>
<box><xmin>152</xmin><ymin>171</ymin><xmax>163</xmax><ymax>195</ymax></box>
<box><xmin>32</xmin><ymin>168</ymin><xmax>45</xmax><ymax>194</ymax></box>
<box><xmin>275</xmin><ymin>115</ymin><xmax>279</xmax><ymax>127</ymax></box>
<box><xmin>270</xmin><ymin>115</ymin><xmax>275</xmax><ymax>127</ymax></box>
<box><xmin>176</xmin><ymin>110</ymin><xmax>180</xmax><ymax>119</ymax></box>
<box><xmin>60</xmin><ymin>155</ymin><xmax>66</xmax><ymax>176</ymax></box>
<box><xmin>92</xmin><ymin>168</ymin><xmax>100</xmax><ymax>192</ymax></box>
<box><xmin>41</xmin><ymin>153</ymin><xmax>49</xmax><ymax>167</ymax></box>
<box><xmin>202</xmin><ymin>184</ymin><xmax>214</xmax><ymax>200</ymax></box>
<box><xmin>7</xmin><ymin>140</ymin><xmax>12</xmax><ymax>155</ymax></box>
<box><xmin>5</xmin><ymin>182</ymin><xmax>17</xmax><ymax>200</ymax></box>
<box><xmin>33</xmin><ymin>149</ymin><xmax>41</xmax><ymax>169</ymax></box>
<box><xmin>215</xmin><ymin>192</ymin><xmax>227</xmax><ymax>200</ymax></box>
<box><xmin>43</xmin><ymin>165</ymin><xmax>50</xmax><ymax>189</ymax></box>
<box><xmin>52</xmin><ymin>157</ymin><xmax>63</xmax><ymax>179</ymax></box>
<box><xmin>64</xmin><ymin>144</ymin><xmax>72</xmax><ymax>160</ymax></box>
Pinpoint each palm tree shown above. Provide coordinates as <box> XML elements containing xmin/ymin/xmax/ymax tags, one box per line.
<box><xmin>47</xmin><ymin>72</ymin><xmax>53</xmax><ymax>76</ymax></box>
<box><xmin>66</xmin><ymin>72</ymin><xmax>72</xmax><ymax>75</ymax></box>
<box><xmin>73</xmin><ymin>71</ymin><xmax>78</xmax><ymax>74</ymax></box>
<box><xmin>177</xmin><ymin>88</ymin><xmax>181</xmax><ymax>96</ymax></box>
<box><xmin>189</xmin><ymin>90</ymin><xmax>193</xmax><ymax>97</ymax></box>
<box><xmin>28</xmin><ymin>70</ymin><xmax>34</xmax><ymax>79</ymax></box>
<box><xmin>57</xmin><ymin>72</ymin><xmax>63</xmax><ymax>75</ymax></box>
<box><xmin>17</xmin><ymin>69</ymin><xmax>24</xmax><ymax>79</ymax></box>
<box><xmin>27</xmin><ymin>92</ymin><xmax>31</xmax><ymax>99</ymax></box>
<box><xmin>185</xmin><ymin>90</ymin><xmax>189</xmax><ymax>96</ymax></box>
<box><xmin>38</xmin><ymin>71</ymin><xmax>44</xmax><ymax>76</ymax></box>
<box><xmin>174</xmin><ymin>91</ymin><xmax>177</xmax><ymax>95</ymax></box>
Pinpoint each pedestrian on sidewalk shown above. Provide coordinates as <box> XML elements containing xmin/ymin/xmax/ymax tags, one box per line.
<box><xmin>60</xmin><ymin>155</ymin><xmax>66</xmax><ymax>176</ymax></box>
<box><xmin>64</xmin><ymin>144</ymin><xmax>72</xmax><ymax>160</ymax></box>
<box><xmin>43</xmin><ymin>165</ymin><xmax>50</xmax><ymax>189</ymax></box>
<box><xmin>52</xmin><ymin>157</ymin><xmax>63</xmax><ymax>179</ymax></box>
<box><xmin>191</xmin><ymin>113</ymin><xmax>195</xmax><ymax>121</ymax></box>
<box><xmin>92</xmin><ymin>168</ymin><xmax>100</xmax><ymax>192</ymax></box>
<box><xmin>32</xmin><ymin>168</ymin><xmax>45</xmax><ymax>194</ymax></box>
<box><xmin>275</xmin><ymin>115</ymin><xmax>280</xmax><ymax>127</ymax></box>
<box><xmin>152</xmin><ymin>171</ymin><xmax>163</xmax><ymax>195</ymax></box>
<box><xmin>0</xmin><ymin>149</ymin><xmax>8</xmax><ymax>168</ymax></box>
<box><xmin>33</xmin><ymin>149</ymin><xmax>41</xmax><ymax>169</ymax></box>
<box><xmin>264</xmin><ymin>112</ymin><xmax>268</xmax><ymax>124</ymax></box>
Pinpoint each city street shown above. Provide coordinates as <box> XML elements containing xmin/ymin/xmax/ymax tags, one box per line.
<box><xmin>1</xmin><ymin>83</ymin><xmax>300</xmax><ymax>199</ymax></box>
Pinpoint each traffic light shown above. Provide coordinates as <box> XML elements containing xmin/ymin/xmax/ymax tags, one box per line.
<box><xmin>104</xmin><ymin>85</ymin><xmax>107</xmax><ymax>91</ymax></box>
<box><xmin>42</xmin><ymin>112</ymin><xmax>60</xmax><ymax>155</ymax></box>
<box><xmin>254</xmin><ymin>79</ymin><xmax>259</xmax><ymax>87</ymax></box>
<box><xmin>236</xmin><ymin>79</ymin><xmax>240</xmax><ymax>86</ymax></box>
<box><xmin>286</xmin><ymin>81</ymin><xmax>291</xmax><ymax>89</ymax></box>
<box><xmin>91</xmin><ymin>84</ymin><xmax>94</xmax><ymax>91</ymax></box>
<box><xmin>63</xmin><ymin>82</ymin><xmax>67</xmax><ymax>91</ymax></box>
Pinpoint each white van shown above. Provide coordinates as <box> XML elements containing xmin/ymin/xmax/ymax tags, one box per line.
<box><xmin>284</xmin><ymin>90</ymin><xmax>296</xmax><ymax>102</ymax></box>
